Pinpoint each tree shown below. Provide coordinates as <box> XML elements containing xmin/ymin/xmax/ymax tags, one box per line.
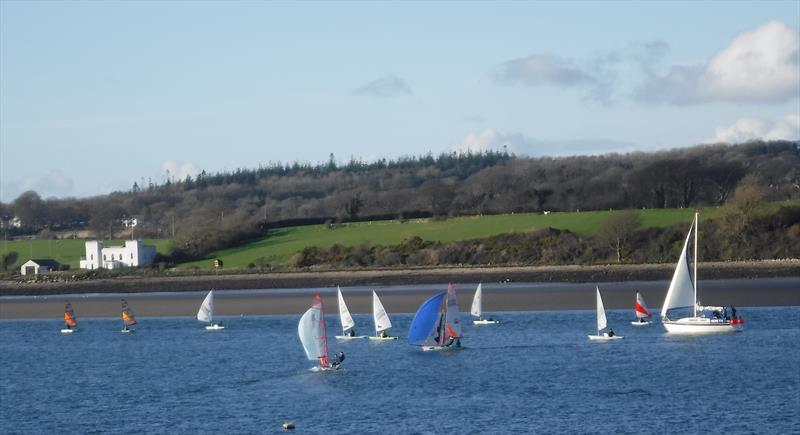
<box><xmin>598</xmin><ymin>211</ymin><xmax>641</xmax><ymax>263</ymax></box>
<box><xmin>2</xmin><ymin>251</ymin><xmax>18</xmax><ymax>271</ymax></box>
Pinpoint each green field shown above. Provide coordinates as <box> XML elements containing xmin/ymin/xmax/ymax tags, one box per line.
<box><xmin>179</xmin><ymin>201</ymin><xmax>799</xmax><ymax>269</ymax></box>
<box><xmin>0</xmin><ymin>239</ymin><xmax>171</xmax><ymax>272</ymax></box>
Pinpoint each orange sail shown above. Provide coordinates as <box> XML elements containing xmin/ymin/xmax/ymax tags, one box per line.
<box><xmin>64</xmin><ymin>302</ymin><xmax>78</xmax><ymax>327</ymax></box>
<box><xmin>121</xmin><ymin>300</ymin><xmax>137</xmax><ymax>326</ymax></box>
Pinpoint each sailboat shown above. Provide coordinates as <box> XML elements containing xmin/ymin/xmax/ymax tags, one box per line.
<box><xmin>662</xmin><ymin>212</ymin><xmax>744</xmax><ymax>333</ymax></box>
<box><xmin>369</xmin><ymin>291</ymin><xmax>397</xmax><ymax>340</ymax></box>
<box><xmin>298</xmin><ymin>293</ymin><xmax>344</xmax><ymax>371</ymax></box>
<box><xmin>408</xmin><ymin>283</ymin><xmax>463</xmax><ymax>351</ymax></box>
<box><xmin>121</xmin><ymin>299</ymin><xmax>137</xmax><ymax>333</ymax></box>
<box><xmin>471</xmin><ymin>283</ymin><xmax>499</xmax><ymax>325</ymax></box>
<box><xmin>335</xmin><ymin>286</ymin><xmax>366</xmax><ymax>339</ymax></box>
<box><xmin>61</xmin><ymin>301</ymin><xmax>78</xmax><ymax>334</ymax></box>
<box><xmin>588</xmin><ymin>287</ymin><xmax>623</xmax><ymax>340</ymax></box>
<box><xmin>197</xmin><ymin>290</ymin><xmax>225</xmax><ymax>331</ymax></box>
<box><xmin>631</xmin><ymin>292</ymin><xmax>652</xmax><ymax>326</ymax></box>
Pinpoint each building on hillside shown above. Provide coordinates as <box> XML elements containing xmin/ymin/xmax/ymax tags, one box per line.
<box><xmin>1</xmin><ymin>216</ymin><xmax>22</xmax><ymax>229</ymax></box>
<box><xmin>79</xmin><ymin>240</ymin><xmax>157</xmax><ymax>270</ymax></box>
<box><xmin>20</xmin><ymin>259</ymin><xmax>62</xmax><ymax>275</ymax></box>
<box><xmin>121</xmin><ymin>218</ymin><xmax>138</xmax><ymax>228</ymax></box>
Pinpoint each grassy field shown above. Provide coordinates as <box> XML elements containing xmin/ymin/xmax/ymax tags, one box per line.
<box><xmin>0</xmin><ymin>239</ymin><xmax>171</xmax><ymax>272</ymax></box>
<box><xmin>178</xmin><ymin>200</ymin><xmax>799</xmax><ymax>269</ymax></box>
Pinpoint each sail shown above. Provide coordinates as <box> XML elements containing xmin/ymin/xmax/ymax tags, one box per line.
<box><xmin>444</xmin><ymin>283</ymin><xmax>463</xmax><ymax>339</ymax></box>
<box><xmin>122</xmin><ymin>299</ymin><xmax>137</xmax><ymax>325</ymax></box>
<box><xmin>372</xmin><ymin>291</ymin><xmax>392</xmax><ymax>333</ymax></box>
<box><xmin>470</xmin><ymin>283</ymin><xmax>482</xmax><ymax>317</ymax></box>
<box><xmin>298</xmin><ymin>294</ymin><xmax>329</xmax><ymax>363</ymax></box>
<box><xmin>596</xmin><ymin>287</ymin><xmax>607</xmax><ymax>332</ymax></box>
<box><xmin>407</xmin><ymin>292</ymin><xmax>446</xmax><ymax>346</ymax></box>
<box><xmin>197</xmin><ymin>290</ymin><xmax>214</xmax><ymax>323</ymax></box>
<box><xmin>64</xmin><ymin>302</ymin><xmax>77</xmax><ymax>327</ymax></box>
<box><xmin>635</xmin><ymin>292</ymin><xmax>651</xmax><ymax>319</ymax></box>
<box><xmin>337</xmin><ymin>286</ymin><xmax>355</xmax><ymax>333</ymax></box>
<box><xmin>661</xmin><ymin>222</ymin><xmax>695</xmax><ymax>317</ymax></box>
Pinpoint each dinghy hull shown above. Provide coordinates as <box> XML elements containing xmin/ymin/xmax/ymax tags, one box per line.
<box><xmin>473</xmin><ymin>319</ymin><xmax>499</xmax><ymax>325</ymax></box>
<box><xmin>369</xmin><ymin>336</ymin><xmax>398</xmax><ymax>341</ymax></box>
<box><xmin>205</xmin><ymin>324</ymin><xmax>225</xmax><ymax>331</ymax></box>
<box><xmin>335</xmin><ymin>335</ymin><xmax>368</xmax><ymax>340</ymax></box>
<box><xmin>588</xmin><ymin>335</ymin><xmax>624</xmax><ymax>340</ymax></box>
<box><xmin>631</xmin><ymin>321</ymin><xmax>650</xmax><ymax>326</ymax></box>
<box><xmin>60</xmin><ymin>329</ymin><xmax>75</xmax><ymax>334</ymax></box>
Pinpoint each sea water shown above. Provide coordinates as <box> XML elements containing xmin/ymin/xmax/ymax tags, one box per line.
<box><xmin>1</xmin><ymin>307</ymin><xmax>798</xmax><ymax>434</ymax></box>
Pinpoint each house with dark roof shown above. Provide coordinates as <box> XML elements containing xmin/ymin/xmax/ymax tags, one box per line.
<box><xmin>20</xmin><ymin>259</ymin><xmax>62</xmax><ymax>276</ymax></box>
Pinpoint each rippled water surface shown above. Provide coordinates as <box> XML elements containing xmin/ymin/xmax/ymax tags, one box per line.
<box><xmin>1</xmin><ymin>307</ymin><xmax>798</xmax><ymax>434</ymax></box>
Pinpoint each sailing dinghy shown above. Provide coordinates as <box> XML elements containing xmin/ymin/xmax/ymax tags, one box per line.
<box><xmin>298</xmin><ymin>293</ymin><xmax>345</xmax><ymax>371</ymax></box>
<box><xmin>471</xmin><ymin>283</ymin><xmax>499</xmax><ymax>325</ymax></box>
<box><xmin>61</xmin><ymin>301</ymin><xmax>78</xmax><ymax>334</ymax></box>
<box><xmin>369</xmin><ymin>291</ymin><xmax>397</xmax><ymax>340</ymax></box>
<box><xmin>121</xmin><ymin>299</ymin><xmax>137</xmax><ymax>333</ymax></box>
<box><xmin>662</xmin><ymin>212</ymin><xmax>744</xmax><ymax>333</ymax></box>
<box><xmin>631</xmin><ymin>292</ymin><xmax>651</xmax><ymax>326</ymax></box>
<box><xmin>408</xmin><ymin>283</ymin><xmax>463</xmax><ymax>351</ymax></box>
<box><xmin>588</xmin><ymin>287</ymin><xmax>623</xmax><ymax>341</ymax></box>
<box><xmin>197</xmin><ymin>290</ymin><xmax>225</xmax><ymax>331</ymax></box>
<box><xmin>335</xmin><ymin>286</ymin><xmax>367</xmax><ymax>339</ymax></box>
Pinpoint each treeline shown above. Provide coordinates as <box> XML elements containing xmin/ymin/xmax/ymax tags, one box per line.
<box><xmin>2</xmin><ymin>141</ymin><xmax>798</xmax><ymax>261</ymax></box>
<box><xmin>288</xmin><ymin>205</ymin><xmax>800</xmax><ymax>269</ymax></box>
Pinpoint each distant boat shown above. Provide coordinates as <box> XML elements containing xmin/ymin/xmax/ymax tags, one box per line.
<box><xmin>61</xmin><ymin>301</ymin><xmax>78</xmax><ymax>334</ymax></box>
<box><xmin>470</xmin><ymin>283</ymin><xmax>499</xmax><ymax>325</ymax></box>
<box><xmin>121</xmin><ymin>299</ymin><xmax>137</xmax><ymax>333</ymax></box>
<box><xmin>197</xmin><ymin>290</ymin><xmax>225</xmax><ymax>331</ymax></box>
<box><xmin>631</xmin><ymin>292</ymin><xmax>651</xmax><ymax>326</ymax></box>
<box><xmin>369</xmin><ymin>291</ymin><xmax>397</xmax><ymax>340</ymax></box>
<box><xmin>408</xmin><ymin>283</ymin><xmax>463</xmax><ymax>351</ymax></box>
<box><xmin>299</xmin><ymin>293</ymin><xmax>344</xmax><ymax>371</ymax></box>
<box><xmin>335</xmin><ymin>286</ymin><xmax>366</xmax><ymax>340</ymax></box>
<box><xmin>662</xmin><ymin>212</ymin><xmax>744</xmax><ymax>333</ymax></box>
<box><xmin>588</xmin><ymin>287</ymin><xmax>623</xmax><ymax>341</ymax></box>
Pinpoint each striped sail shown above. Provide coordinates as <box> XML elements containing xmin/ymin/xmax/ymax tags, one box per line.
<box><xmin>635</xmin><ymin>292</ymin><xmax>651</xmax><ymax>319</ymax></box>
<box><xmin>298</xmin><ymin>294</ymin><xmax>329</xmax><ymax>366</ymax></box>
<box><xmin>122</xmin><ymin>299</ymin><xmax>137</xmax><ymax>326</ymax></box>
<box><xmin>444</xmin><ymin>283</ymin><xmax>463</xmax><ymax>340</ymax></box>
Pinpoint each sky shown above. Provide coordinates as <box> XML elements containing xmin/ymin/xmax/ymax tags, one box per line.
<box><xmin>1</xmin><ymin>1</ymin><xmax>798</xmax><ymax>201</ymax></box>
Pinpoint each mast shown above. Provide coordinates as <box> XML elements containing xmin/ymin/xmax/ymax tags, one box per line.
<box><xmin>693</xmin><ymin>211</ymin><xmax>698</xmax><ymax>318</ymax></box>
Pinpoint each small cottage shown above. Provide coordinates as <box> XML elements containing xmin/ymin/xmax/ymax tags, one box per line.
<box><xmin>20</xmin><ymin>259</ymin><xmax>62</xmax><ymax>276</ymax></box>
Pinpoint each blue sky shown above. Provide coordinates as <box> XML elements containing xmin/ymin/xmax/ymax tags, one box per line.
<box><xmin>1</xmin><ymin>1</ymin><xmax>798</xmax><ymax>201</ymax></box>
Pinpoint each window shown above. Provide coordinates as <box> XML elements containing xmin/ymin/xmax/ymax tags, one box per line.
<box><xmin>131</xmin><ymin>253</ymin><xmax>134</xmax><ymax>259</ymax></box>
<box><xmin>103</xmin><ymin>255</ymin><xmax>106</xmax><ymax>260</ymax></box>
<box><xmin>90</xmin><ymin>254</ymin><xmax>94</xmax><ymax>260</ymax></box>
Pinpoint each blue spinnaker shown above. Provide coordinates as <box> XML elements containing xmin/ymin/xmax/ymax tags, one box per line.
<box><xmin>407</xmin><ymin>292</ymin><xmax>446</xmax><ymax>346</ymax></box>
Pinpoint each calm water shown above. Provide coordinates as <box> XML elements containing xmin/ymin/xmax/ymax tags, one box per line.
<box><xmin>1</xmin><ymin>307</ymin><xmax>798</xmax><ymax>434</ymax></box>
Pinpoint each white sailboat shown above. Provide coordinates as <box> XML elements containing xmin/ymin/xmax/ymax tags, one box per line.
<box><xmin>662</xmin><ymin>212</ymin><xmax>744</xmax><ymax>333</ymax></box>
<box><xmin>369</xmin><ymin>291</ymin><xmax>397</xmax><ymax>340</ymax></box>
<box><xmin>197</xmin><ymin>290</ymin><xmax>225</xmax><ymax>331</ymax></box>
<box><xmin>299</xmin><ymin>293</ymin><xmax>344</xmax><ymax>371</ymax></box>
<box><xmin>631</xmin><ymin>292</ymin><xmax>652</xmax><ymax>326</ymax></box>
<box><xmin>470</xmin><ymin>283</ymin><xmax>499</xmax><ymax>325</ymax></box>
<box><xmin>335</xmin><ymin>286</ymin><xmax>367</xmax><ymax>339</ymax></box>
<box><xmin>588</xmin><ymin>287</ymin><xmax>623</xmax><ymax>340</ymax></box>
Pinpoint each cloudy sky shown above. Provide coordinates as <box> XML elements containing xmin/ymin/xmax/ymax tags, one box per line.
<box><xmin>1</xmin><ymin>1</ymin><xmax>798</xmax><ymax>201</ymax></box>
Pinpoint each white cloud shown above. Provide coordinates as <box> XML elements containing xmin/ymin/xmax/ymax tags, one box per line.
<box><xmin>637</xmin><ymin>21</ymin><xmax>800</xmax><ymax>104</ymax></box>
<box><xmin>706</xmin><ymin>114</ymin><xmax>800</xmax><ymax>143</ymax></box>
<box><xmin>454</xmin><ymin>129</ymin><xmax>639</xmax><ymax>156</ymax></box>
<box><xmin>350</xmin><ymin>76</ymin><xmax>413</xmax><ymax>98</ymax></box>
<box><xmin>162</xmin><ymin>160</ymin><xmax>199</xmax><ymax>182</ymax></box>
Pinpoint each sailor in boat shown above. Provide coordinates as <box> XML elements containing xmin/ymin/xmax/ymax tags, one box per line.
<box><xmin>331</xmin><ymin>351</ymin><xmax>346</xmax><ymax>368</ymax></box>
<box><xmin>378</xmin><ymin>330</ymin><xmax>389</xmax><ymax>338</ymax></box>
<box><xmin>346</xmin><ymin>328</ymin><xmax>356</xmax><ymax>337</ymax></box>
<box><xmin>605</xmin><ymin>328</ymin><xmax>615</xmax><ymax>338</ymax></box>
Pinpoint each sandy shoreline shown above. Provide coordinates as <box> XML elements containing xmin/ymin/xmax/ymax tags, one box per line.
<box><xmin>2</xmin><ymin>277</ymin><xmax>797</xmax><ymax>319</ymax></box>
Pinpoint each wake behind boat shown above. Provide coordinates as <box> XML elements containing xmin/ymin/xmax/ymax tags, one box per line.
<box><xmin>588</xmin><ymin>287</ymin><xmax>623</xmax><ymax>341</ymax></box>
<box><xmin>662</xmin><ymin>212</ymin><xmax>744</xmax><ymax>334</ymax></box>
<box><xmin>61</xmin><ymin>301</ymin><xmax>78</xmax><ymax>334</ymax></box>
<box><xmin>408</xmin><ymin>283</ymin><xmax>463</xmax><ymax>351</ymax></box>
<box><xmin>335</xmin><ymin>286</ymin><xmax>367</xmax><ymax>340</ymax></box>
<box><xmin>298</xmin><ymin>293</ymin><xmax>345</xmax><ymax>371</ymax></box>
<box><xmin>471</xmin><ymin>283</ymin><xmax>499</xmax><ymax>325</ymax></box>
<box><xmin>631</xmin><ymin>292</ymin><xmax>652</xmax><ymax>326</ymax></box>
<box><xmin>369</xmin><ymin>291</ymin><xmax>397</xmax><ymax>341</ymax></box>
<box><xmin>121</xmin><ymin>299</ymin><xmax>137</xmax><ymax>333</ymax></box>
<box><xmin>197</xmin><ymin>290</ymin><xmax>225</xmax><ymax>331</ymax></box>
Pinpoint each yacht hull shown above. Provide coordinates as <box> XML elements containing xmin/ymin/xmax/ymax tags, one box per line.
<box><xmin>663</xmin><ymin>318</ymin><xmax>743</xmax><ymax>333</ymax></box>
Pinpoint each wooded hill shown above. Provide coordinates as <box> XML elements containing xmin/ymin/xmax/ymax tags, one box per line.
<box><xmin>2</xmin><ymin>140</ymin><xmax>798</xmax><ymax>262</ymax></box>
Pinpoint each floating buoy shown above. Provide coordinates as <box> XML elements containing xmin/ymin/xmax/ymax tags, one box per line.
<box><xmin>282</xmin><ymin>421</ymin><xmax>295</xmax><ymax>430</ymax></box>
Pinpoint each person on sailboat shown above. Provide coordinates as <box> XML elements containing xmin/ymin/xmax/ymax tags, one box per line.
<box><xmin>606</xmin><ymin>328</ymin><xmax>615</xmax><ymax>337</ymax></box>
<box><xmin>331</xmin><ymin>351</ymin><xmax>346</xmax><ymax>368</ymax></box>
<box><xmin>379</xmin><ymin>330</ymin><xmax>389</xmax><ymax>338</ymax></box>
<box><xmin>346</xmin><ymin>328</ymin><xmax>356</xmax><ymax>337</ymax></box>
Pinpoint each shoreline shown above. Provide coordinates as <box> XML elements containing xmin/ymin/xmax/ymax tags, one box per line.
<box><xmin>1</xmin><ymin>260</ymin><xmax>798</xmax><ymax>297</ymax></box>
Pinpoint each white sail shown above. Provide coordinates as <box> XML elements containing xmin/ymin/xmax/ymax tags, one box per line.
<box><xmin>372</xmin><ymin>291</ymin><xmax>392</xmax><ymax>333</ymax></box>
<box><xmin>298</xmin><ymin>306</ymin><xmax>323</xmax><ymax>361</ymax></box>
<box><xmin>661</xmin><ymin>221</ymin><xmax>696</xmax><ymax>317</ymax></box>
<box><xmin>445</xmin><ymin>284</ymin><xmax>463</xmax><ymax>338</ymax></box>
<box><xmin>197</xmin><ymin>290</ymin><xmax>214</xmax><ymax>323</ymax></box>
<box><xmin>470</xmin><ymin>283</ymin><xmax>482</xmax><ymax>317</ymax></box>
<box><xmin>635</xmin><ymin>292</ymin><xmax>651</xmax><ymax>319</ymax></box>
<box><xmin>596</xmin><ymin>287</ymin><xmax>607</xmax><ymax>332</ymax></box>
<box><xmin>337</xmin><ymin>286</ymin><xmax>355</xmax><ymax>333</ymax></box>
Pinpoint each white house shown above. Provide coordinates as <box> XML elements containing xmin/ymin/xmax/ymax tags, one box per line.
<box><xmin>79</xmin><ymin>240</ymin><xmax>157</xmax><ymax>270</ymax></box>
<box><xmin>121</xmin><ymin>218</ymin><xmax>138</xmax><ymax>228</ymax></box>
<box><xmin>20</xmin><ymin>259</ymin><xmax>62</xmax><ymax>275</ymax></box>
